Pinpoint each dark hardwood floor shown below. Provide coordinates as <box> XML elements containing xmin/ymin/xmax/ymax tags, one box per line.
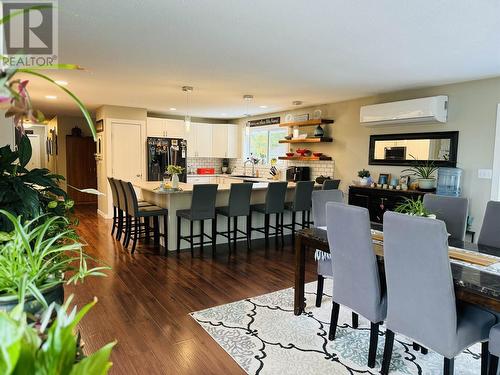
<box><xmin>67</xmin><ymin>206</ymin><xmax>317</xmax><ymax>374</ymax></box>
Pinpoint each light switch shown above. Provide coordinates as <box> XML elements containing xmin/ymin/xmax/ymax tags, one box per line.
<box><xmin>478</xmin><ymin>169</ymin><xmax>493</xmax><ymax>179</ymax></box>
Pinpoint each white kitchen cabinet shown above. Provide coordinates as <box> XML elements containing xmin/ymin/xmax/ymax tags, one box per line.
<box><xmin>187</xmin><ymin>175</ymin><xmax>216</xmax><ymax>184</ymax></box>
<box><xmin>165</xmin><ymin>119</ymin><xmax>186</xmax><ymax>139</ymax></box>
<box><xmin>186</xmin><ymin>123</ymin><xmax>213</xmax><ymax>157</ymax></box>
<box><xmin>227</xmin><ymin>125</ymin><xmax>240</xmax><ymax>158</ymax></box>
<box><xmin>212</xmin><ymin>124</ymin><xmax>229</xmax><ymax>158</ymax></box>
<box><xmin>146</xmin><ymin>117</ymin><xmax>167</xmax><ymax>137</ymax></box>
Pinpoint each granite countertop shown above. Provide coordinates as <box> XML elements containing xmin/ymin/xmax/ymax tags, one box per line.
<box><xmin>135</xmin><ymin>181</ymin><xmax>297</xmax><ymax>194</ymax></box>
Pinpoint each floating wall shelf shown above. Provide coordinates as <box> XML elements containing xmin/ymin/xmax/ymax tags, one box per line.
<box><xmin>278</xmin><ymin>156</ymin><xmax>333</xmax><ymax>161</ymax></box>
<box><xmin>278</xmin><ymin>137</ymin><xmax>333</xmax><ymax>144</ymax></box>
<box><xmin>279</xmin><ymin>119</ymin><xmax>334</xmax><ymax>128</ymax></box>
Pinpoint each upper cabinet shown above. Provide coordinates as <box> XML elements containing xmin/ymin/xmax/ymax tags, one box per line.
<box><xmin>227</xmin><ymin>125</ymin><xmax>240</xmax><ymax>158</ymax></box>
<box><xmin>186</xmin><ymin>123</ymin><xmax>213</xmax><ymax>157</ymax></box>
<box><xmin>211</xmin><ymin>124</ymin><xmax>240</xmax><ymax>158</ymax></box>
<box><xmin>146</xmin><ymin>117</ymin><xmax>186</xmax><ymax>139</ymax></box>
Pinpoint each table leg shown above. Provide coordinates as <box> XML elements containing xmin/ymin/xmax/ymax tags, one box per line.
<box><xmin>294</xmin><ymin>234</ymin><xmax>306</xmax><ymax>315</ymax></box>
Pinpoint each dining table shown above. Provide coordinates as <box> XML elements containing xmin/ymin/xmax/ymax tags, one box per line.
<box><xmin>294</xmin><ymin>226</ymin><xmax>500</xmax><ymax>316</ymax></box>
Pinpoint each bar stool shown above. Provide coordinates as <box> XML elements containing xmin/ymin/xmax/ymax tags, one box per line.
<box><xmin>107</xmin><ymin>177</ymin><xmax>122</xmax><ymax>238</ymax></box>
<box><xmin>121</xmin><ymin>181</ymin><xmax>168</xmax><ymax>254</ymax></box>
<box><xmin>215</xmin><ymin>182</ymin><xmax>253</xmax><ymax>255</ymax></box>
<box><xmin>284</xmin><ymin>181</ymin><xmax>315</xmax><ymax>239</ymax></box>
<box><xmin>176</xmin><ymin>184</ymin><xmax>218</xmax><ymax>257</ymax></box>
<box><xmin>114</xmin><ymin>179</ymin><xmax>154</xmax><ymax>243</ymax></box>
<box><xmin>322</xmin><ymin>179</ymin><xmax>340</xmax><ymax>190</ymax></box>
<box><xmin>250</xmin><ymin>181</ymin><xmax>288</xmax><ymax>247</ymax></box>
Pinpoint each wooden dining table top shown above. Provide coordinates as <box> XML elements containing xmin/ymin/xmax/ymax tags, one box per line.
<box><xmin>294</xmin><ymin>226</ymin><xmax>500</xmax><ymax>314</ymax></box>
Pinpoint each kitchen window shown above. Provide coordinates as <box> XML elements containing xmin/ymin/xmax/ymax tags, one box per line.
<box><xmin>245</xmin><ymin>126</ymin><xmax>288</xmax><ymax>164</ymax></box>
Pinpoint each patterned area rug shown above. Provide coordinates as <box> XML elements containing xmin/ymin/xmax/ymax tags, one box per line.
<box><xmin>191</xmin><ymin>279</ymin><xmax>482</xmax><ymax>374</ymax></box>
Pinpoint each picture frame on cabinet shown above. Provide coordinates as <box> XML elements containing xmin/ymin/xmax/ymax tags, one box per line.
<box><xmin>378</xmin><ymin>173</ymin><xmax>390</xmax><ymax>185</ymax></box>
<box><xmin>96</xmin><ymin>119</ymin><xmax>104</xmax><ymax>133</ymax></box>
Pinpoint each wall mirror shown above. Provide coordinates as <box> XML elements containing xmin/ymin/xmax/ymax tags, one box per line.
<box><xmin>368</xmin><ymin>131</ymin><xmax>459</xmax><ymax>166</ymax></box>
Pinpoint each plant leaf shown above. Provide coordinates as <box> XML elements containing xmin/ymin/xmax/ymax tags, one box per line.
<box><xmin>68</xmin><ymin>342</ymin><xmax>116</xmax><ymax>375</ymax></box>
<box><xmin>17</xmin><ymin>135</ymin><xmax>32</xmax><ymax>168</ymax></box>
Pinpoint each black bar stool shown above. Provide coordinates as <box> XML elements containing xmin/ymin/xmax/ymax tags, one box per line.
<box><xmin>107</xmin><ymin>177</ymin><xmax>122</xmax><ymax>238</ymax></box>
<box><xmin>250</xmin><ymin>181</ymin><xmax>288</xmax><ymax>247</ymax></box>
<box><xmin>322</xmin><ymin>179</ymin><xmax>341</xmax><ymax>190</ymax></box>
<box><xmin>176</xmin><ymin>184</ymin><xmax>218</xmax><ymax>257</ymax></box>
<box><xmin>121</xmin><ymin>181</ymin><xmax>168</xmax><ymax>254</ymax></box>
<box><xmin>215</xmin><ymin>182</ymin><xmax>253</xmax><ymax>255</ymax></box>
<box><xmin>284</xmin><ymin>181</ymin><xmax>315</xmax><ymax>239</ymax></box>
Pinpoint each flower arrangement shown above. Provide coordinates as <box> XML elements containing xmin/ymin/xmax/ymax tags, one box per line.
<box><xmin>166</xmin><ymin>165</ymin><xmax>184</xmax><ymax>175</ymax></box>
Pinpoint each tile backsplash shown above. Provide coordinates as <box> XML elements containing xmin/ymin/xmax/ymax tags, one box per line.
<box><xmin>187</xmin><ymin>157</ymin><xmax>224</xmax><ymax>173</ymax></box>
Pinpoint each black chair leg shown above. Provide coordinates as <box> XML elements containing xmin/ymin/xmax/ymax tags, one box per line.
<box><xmin>481</xmin><ymin>342</ymin><xmax>489</xmax><ymax>375</ymax></box>
<box><xmin>315</xmin><ymin>275</ymin><xmax>324</xmax><ymax>307</ymax></box>
<box><xmin>190</xmin><ymin>220</ymin><xmax>194</xmax><ymax>257</ymax></box>
<box><xmin>124</xmin><ymin>215</ymin><xmax>131</xmax><ymax>247</ymax></box>
<box><xmin>131</xmin><ymin>218</ymin><xmax>139</xmax><ymax>253</ymax></box>
<box><xmin>153</xmin><ymin>216</ymin><xmax>159</xmax><ymax>247</ymax></box>
<box><xmin>274</xmin><ymin>213</ymin><xmax>279</xmax><ymax>245</ymax></box>
<box><xmin>368</xmin><ymin>322</ymin><xmax>380</xmax><ymax>368</ymax></box>
<box><xmin>227</xmin><ymin>216</ymin><xmax>232</xmax><ymax>253</ymax></box>
<box><xmin>328</xmin><ymin>302</ymin><xmax>340</xmax><ymax>340</ymax></box>
<box><xmin>246</xmin><ymin>214</ymin><xmax>251</xmax><ymax>250</ymax></box>
<box><xmin>144</xmin><ymin>217</ymin><xmax>150</xmax><ymax>242</ymax></box>
<box><xmin>280</xmin><ymin>213</ymin><xmax>284</xmax><ymax>247</ymax></box>
<box><xmin>200</xmin><ymin>220</ymin><xmax>204</xmax><ymax>255</ymax></box>
<box><xmin>264</xmin><ymin>214</ymin><xmax>270</xmax><ymax>246</ymax></box>
<box><xmin>381</xmin><ymin>329</ymin><xmax>395</xmax><ymax>375</ymax></box>
<box><xmin>306</xmin><ymin>210</ymin><xmax>311</xmax><ymax>228</ymax></box>
<box><xmin>291</xmin><ymin>211</ymin><xmax>296</xmax><ymax>241</ymax></box>
<box><xmin>112</xmin><ymin>207</ymin><xmax>117</xmax><ymax>235</ymax></box>
<box><xmin>212</xmin><ymin>216</ymin><xmax>217</xmax><ymax>257</ymax></box>
<box><xmin>489</xmin><ymin>354</ymin><xmax>499</xmax><ymax>375</ymax></box>
<box><xmin>116</xmin><ymin>210</ymin><xmax>123</xmax><ymax>240</ymax></box>
<box><xmin>176</xmin><ymin>216</ymin><xmax>181</xmax><ymax>253</ymax></box>
<box><xmin>163</xmin><ymin>215</ymin><xmax>168</xmax><ymax>256</ymax></box>
<box><xmin>233</xmin><ymin>216</ymin><xmax>238</xmax><ymax>249</ymax></box>
<box><xmin>444</xmin><ymin>357</ymin><xmax>455</xmax><ymax>375</ymax></box>
<box><xmin>352</xmin><ymin>312</ymin><xmax>359</xmax><ymax>329</ymax></box>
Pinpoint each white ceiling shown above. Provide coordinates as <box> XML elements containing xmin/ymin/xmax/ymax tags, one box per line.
<box><xmin>23</xmin><ymin>0</ymin><xmax>500</xmax><ymax>119</ymax></box>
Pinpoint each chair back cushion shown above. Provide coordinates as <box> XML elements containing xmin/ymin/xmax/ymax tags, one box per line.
<box><xmin>322</xmin><ymin>179</ymin><xmax>341</xmax><ymax>190</ymax></box>
<box><xmin>292</xmin><ymin>181</ymin><xmax>315</xmax><ymax>212</ymax></box>
<box><xmin>124</xmin><ymin>182</ymin><xmax>140</xmax><ymax>214</ymax></box>
<box><xmin>479</xmin><ymin>201</ymin><xmax>500</xmax><ymax>248</ymax></box>
<box><xmin>264</xmin><ymin>182</ymin><xmax>288</xmax><ymax>214</ymax></box>
<box><xmin>423</xmin><ymin>194</ymin><xmax>468</xmax><ymax>241</ymax></box>
<box><xmin>108</xmin><ymin>177</ymin><xmax>119</xmax><ymax>208</ymax></box>
<box><xmin>116</xmin><ymin>180</ymin><xmax>128</xmax><ymax>213</ymax></box>
<box><xmin>228</xmin><ymin>183</ymin><xmax>253</xmax><ymax>217</ymax></box>
<box><xmin>326</xmin><ymin>202</ymin><xmax>386</xmax><ymax>322</ymax></box>
<box><xmin>312</xmin><ymin>190</ymin><xmax>343</xmax><ymax>227</ymax></box>
<box><xmin>191</xmin><ymin>184</ymin><xmax>218</xmax><ymax>220</ymax></box>
<box><xmin>383</xmin><ymin>211</ymin><xmax>457</xmax><ymax>354</ymax></box>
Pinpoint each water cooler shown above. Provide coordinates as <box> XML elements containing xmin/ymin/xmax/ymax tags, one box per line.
<box><xmin>436</xmin><ymin>167</ymin><xmax>462</xmax><ymax>197</ymax></box>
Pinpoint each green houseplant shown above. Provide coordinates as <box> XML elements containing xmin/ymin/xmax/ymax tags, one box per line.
<box><xmin>357</xmin><ymin>169</ymin><xmax>371</xmax><ymax>186</ymax></box>
<box><xmin>395</xmin><ymin>197</ymin><xmax>436</xmax><ymax>218</ymax></box>
<box><xmin>401</xmin><ymin>155</ymin><xmax>439</xmax><ymax>190</ymax></box>
<box><xmin>0</xmin><ymin>296</ymin><xmax>115</xmax><ymax>375</ymax></box>
<box><xmin>0</xmin><ymin>210</ymin><xmax>109</xmax><ymax>314</ymax></box>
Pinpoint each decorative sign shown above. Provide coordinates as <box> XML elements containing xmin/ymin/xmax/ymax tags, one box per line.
<box><xmin>96</xmin><ymin>119</ymin><xmax>104</xmax><ymax>133</ymax></box>
<box><xmin>247</xmin><ymin>117</ymin><xmax>280</xmax><ymax>127</ymax></box>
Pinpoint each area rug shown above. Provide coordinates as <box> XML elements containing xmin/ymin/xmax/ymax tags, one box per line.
<box><xmin>190</xmin><ymin>279</ymin><xmax>483</xmax><ymax>374</ymax></box>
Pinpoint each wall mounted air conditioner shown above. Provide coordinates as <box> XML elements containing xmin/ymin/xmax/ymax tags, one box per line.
<box><xmin>360</xmin><ymin>95</ymin><xmax>448</xmax><ymax>126</ymax></box>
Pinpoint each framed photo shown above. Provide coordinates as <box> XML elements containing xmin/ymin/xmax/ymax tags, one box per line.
<box><xmin>378</xmin><ymin>173</ymin><xmax>390</xmax><ymax>185</ymax></box>
<box><xmin>96</xmin><ymin>119</ymin><xmax>104</xmax><ymax>133</ymax></box>
<box><xmin>399</xmin><ymin>175</ymin><xmax>410</xmax><ymax>185</ymax></box>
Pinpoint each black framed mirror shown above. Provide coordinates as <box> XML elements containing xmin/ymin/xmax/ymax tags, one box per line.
<box><xmin>368</xmin><ymin>131</ymin><xmax>459</xmax><ymax>167</ymax></box>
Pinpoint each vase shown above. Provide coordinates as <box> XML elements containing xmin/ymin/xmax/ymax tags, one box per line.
<box><xmin>359</xmin><ymin>177</ymin><xmax>369</xmax><ymax>186</ymax></box>
<box><xmin>418</xmin><ymin>178</ymin><xmax>436</xmax><ymax>190</ymax></box>
<box><xmin>171</xmin><ymin>173</ymin><xmax>179</xmax><ymax>189</ymax></box>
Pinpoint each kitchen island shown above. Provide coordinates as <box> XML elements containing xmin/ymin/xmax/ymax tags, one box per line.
<box><xmin>135</xmin><ymin>180</ymin><xmax>307</xmax><ymax>251</ymax></box>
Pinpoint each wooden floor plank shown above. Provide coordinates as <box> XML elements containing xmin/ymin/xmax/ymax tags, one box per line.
<box><xmin>66</xmin><ymin>206</ymin><xmax>317</xmax><ymax>374</ymax></box>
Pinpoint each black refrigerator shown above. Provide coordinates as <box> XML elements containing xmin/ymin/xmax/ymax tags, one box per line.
<box><xmin>147</xmin><ymin>137</ymin><xmax>187</xmax><ymax>182</ymax></box>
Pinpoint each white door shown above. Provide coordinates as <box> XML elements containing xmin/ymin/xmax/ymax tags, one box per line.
<box><xmin>146</xmin><ymin>117</ymin><xmax>166</xmax><ymax>138</ymax></box>
<box><xmin>26</xmin><ymin>134</ymin><xmax>41</xmax><ymax>169</ymax></box>
<box><xmin>111</xmin><ymin>122</ymin><xmax>143</xmax><ymax>183</ymax></box>
<box><xmin>194</xmin><ymin>123</ymin><xmax>213</xmax><ymax>157</ymax></box>
<box><xmin>165</xmin><ymin>119</ymin><xmax>186</xmax><ymax>139</ymax></box>
<box><xmin>212</xmin><ymin>124</ymin><xmax>228</xmax><ymax>158</ymax></box>
<box><xmin>227</xmin><ymin>125</ymin><xmax>240</xmax><ymax>158</ymax></box>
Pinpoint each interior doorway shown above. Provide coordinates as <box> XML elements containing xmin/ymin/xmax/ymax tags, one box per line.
<box><xmin>26</xmin><ymin>134</ymin><xmax>41</xmax><ymax>169</ymax></box>
<box><xmin>66</xmin><ymin>135</ymin><xmax>97</xmax><ymax>205</ymax></box>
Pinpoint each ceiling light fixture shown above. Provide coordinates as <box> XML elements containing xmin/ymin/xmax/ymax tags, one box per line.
<box><xmin>45</xmin><ymin>95</ymin><xmax>57</xmax><ymax>100</ymax></box>
<box><xmin>54</xmin><ymin>80</ymin><xmax>68</xmax><ymax>86</ymax></box>
<box><xmin>292</xmin><ymin>100</ymin><xmax>303</xmax><ymax>106</ymax></box>
<box><xmin>243</xmin><ymin>94</ymin><xmax>253</xmax><ymax>135</ymax></box>
<box><xmin>259</xmin><ymin>105</ymin><xmax>267</xmax><ymax>109</ymax></box>
<box><xmin>169</xmin><ymin>107</ymin><xmax>177</xmax><ymax>111</ymax></box>
<box><xmin>182</xmin><ymin>86</ymin><xmax>193</xmax><ymax>132</ymax></box>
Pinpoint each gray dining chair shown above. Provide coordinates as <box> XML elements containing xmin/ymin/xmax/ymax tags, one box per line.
<box><xmin>284</xmin><ymin>181</ymin><xmax>315</xmax><ymax>238</ymax></box>
<box><xmin>479</xmin><ymin>201</ymin><xmax>500</xmax><ymax>248</ymax></box>
<box><xmin>488</xmin><ymin>324</ymin><xmax>500</xmax><ymax>375</ymax></box>
<box><xmin>326</xmin><ymin>202</ymin><xmax>387</xmax><ymax>368</ymax></box>
<box><xmin>322</xmin><ymin>179</ymin><xmax>340</xmax><ymax>190</ymax></box>
<box><xmin>311</xmin><ymin>189</ymin><xmax>344</xmax><ymax>307</ymax></box>
<box><xmin>423</xmin><ymin>194</ymin><xmax>469</xmax><ymax>241</ymax></box>
<box><xmin>381</xmin><ymin>211</ymin><xmax>495</xmax><ymax>375</ymax></box>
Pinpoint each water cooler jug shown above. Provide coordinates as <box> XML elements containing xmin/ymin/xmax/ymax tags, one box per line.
<box><xmin>436</xmin><ymin>167</ymin><xmax>462</xmax><ymax>197</ymax></box>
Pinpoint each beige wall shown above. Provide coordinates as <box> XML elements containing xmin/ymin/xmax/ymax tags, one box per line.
<box><xmin>235</xmin><ymin>77</ymin><xmax>500</xmax><ymax>232</ymax></box>
<box><xmin>96</xmin><ymin>105</ymin><xmax>147</xmax><ymax>122</ymax></box>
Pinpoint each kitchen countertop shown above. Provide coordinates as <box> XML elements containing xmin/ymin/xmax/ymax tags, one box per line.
<box><xmin>135</xmin><ymin>181</ymin><xmax>297</xmax><ymax>194</ymax></box>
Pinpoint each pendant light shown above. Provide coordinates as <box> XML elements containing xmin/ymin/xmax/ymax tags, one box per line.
<box><xmin>182</xmin><ymin>86</ymin><xmax>193</xmax><ymax>132</ymax></box>
<box><xmin>243</xmin><ymin>94</ymin><xmax>253</xmax><ymax>136</ymax></box>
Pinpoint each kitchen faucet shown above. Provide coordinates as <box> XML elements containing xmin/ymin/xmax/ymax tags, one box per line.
<box><xmin>243</xmin><ymin>155</ymin><xmax>258</xmax><ymax>177</ymax></box>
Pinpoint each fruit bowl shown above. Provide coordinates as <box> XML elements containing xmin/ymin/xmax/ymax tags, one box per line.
<box><xmin>286</xmin><ymin>152</ymin><xmax>295</xmax><ymax>157</ymax></box>
<box><xmin>313</xmin><ymin>152</ymin><xmax>323</xmax><ymax>157</ymax></box>
<box><xmin>296</xmin><ymin>149</ymin><xmax>311</xmax><ymax>156</ymax></box>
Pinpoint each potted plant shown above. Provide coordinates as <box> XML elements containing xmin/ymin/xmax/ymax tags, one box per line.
<box><xmin>402</xmin><ymin>156</ymin><xmax>439</xmax><ymax>190</ymax></box>
<box><xmin>0</xmin><ymin>211</ymin><xmax>109</xmax><ymax>314</ymax></box>
<box><xmin>166</xmin><ymin>165</ymin><xmax>184</xmax><ymax>189</ymax></box>
<box><xmin>357</xmin><ymin>169</ymin><xmax>371</xmax><ymax>186</ymax></box>
<box><xmin>0</xmin><ymin>296</ymin><xmax>115</xmax><ymax>374</ymax></box>
<box><xmin>395</xmin><ymin>197</ymin><xmax>436</xmax><ymax>218</ymax></box>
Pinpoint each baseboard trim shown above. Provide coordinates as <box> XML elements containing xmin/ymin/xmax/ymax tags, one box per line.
<box><xmin>97</xmin><ymin>209</ymin><xmax>112</xmax><ymax>219</ymax></box>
